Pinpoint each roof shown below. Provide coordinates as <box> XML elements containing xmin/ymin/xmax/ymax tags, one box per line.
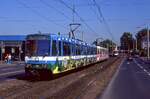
<box><xmin>0</xmin><ymin>35</ymin><xmax>26</xmax><ymax>41</ymax></box>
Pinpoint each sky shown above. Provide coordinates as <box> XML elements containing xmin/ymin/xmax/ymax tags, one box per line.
<box><xmin>0</xmin><ymin>0</ymin><xmax>150</xmax><ymax>44</ymax></box>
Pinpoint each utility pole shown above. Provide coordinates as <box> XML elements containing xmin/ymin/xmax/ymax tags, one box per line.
<box><xmin>82</xmin><ymin>31</ymin><xmax>83</xmax><ymax>41</ymax></box>
<box><xmin>147</xmin><ymin>25</ymin><xmax>150</xmax><ymax>59</ymax></box>
<box><xmin>136</xmin><ymin>38</ymin><xmax>137</xmax><ymax>51</ymax></box>
<box><xmin>69</xmin><ymin>0</ymin><xmax>81</xmax><ymax>39</ymax></box>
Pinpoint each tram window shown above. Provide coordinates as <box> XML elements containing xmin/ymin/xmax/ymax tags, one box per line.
<box><xmin>90</xmin><ymin>47</ymin><xmax>92</xmax><ymax>55</ymax></box>
<box><xmin>52</xmin><ymin>40</ymin><xmax>57</xmax><ymax>56</ymax></box>
<box><xmin>26</xmin><ymin>40</ymin><xmax>37</xmax><ymax>56</ymax></box>
<box><xmin>79</xmin><ymin>45</ymin><xmax>81</xmax><ymax>55</ymax></box>
<box><xmin>83</xmin><ymin>46</ymin><xmax>85</xmax><ymax>55</ymax></box>
<box><xmin>80</xmin><ymin>45</ymin><xmax>83</xmax><ymax>55</ymax></box>
<box><xmin>92</xmin><ymin>48</ymin><xmax>93</xmax><ymax>54</ymax></box>
<box><xmin>86</xmin><ymin>46</ymin><xmax>88</xmax><ymax>55</ymax></box>
<box><xmin>71</xmin><ymin>43</ymin><xmax>75</xmax><ymax>55</ymax></box>
<box><xmin>58</xmin><ymin>41</ymin><xmax>61</xmax><ymax>56</ymax></box>
<box><xmin>76</xmin><ymin>44</ymin><xmax>78</xmax><ymax>55</ymax></box>
<box><xmin>87</xmin><ymin>47</ymin><xmax>91</xmax><ymax>55</ymax></box>
<box><xmin>76</xmin><ymin>44</ymin><xmax>81</xmax><ymax>55</ymax></box>
<box><xmin>37</xmin><ymin>40</ymin><xmax>50</xmax><ymax>56</ymax></box>
<box><xmin>94</xmin><ymin>48</ymin><xmax>96</xmax><ymax>54</ymax></box>
<box><xmin>63</xmin><ymin>42</ymin><xmax>71</xmax><ymax>56</ymax></box>
<box><xmin>97</xmin><ymin>49</ymin><xmax>99</xmax><ymax>54</ymax></box>
<box><xmin>93</xmin><ymin>48</ymin><xmax>94</xmax><ymax>54</ymax></box>
<box><xmin>83</xmin><ymin>46</ymin><xmax>86</xmax><ymax>55</ymax></box>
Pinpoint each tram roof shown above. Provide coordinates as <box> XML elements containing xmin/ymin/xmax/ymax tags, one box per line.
<box><xmin>0</xmin><ymin>35</ymin><xmax>26</xmax><ymax>41</ymax></box>
<box><xmin>26</xmin><ymin>33</ymin><xmax>95</xmax><ymax>47</ymax></box>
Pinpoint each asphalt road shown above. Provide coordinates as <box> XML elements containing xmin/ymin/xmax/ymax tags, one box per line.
<box><xmin>0</xmin><ymin>63</ymin><xmax>25</xmax><ymax>81</ymax></box>
<box><xmin>99</xmin><ymin>58</ymin><xmax>150</xmax><ymax>99</ymax></box>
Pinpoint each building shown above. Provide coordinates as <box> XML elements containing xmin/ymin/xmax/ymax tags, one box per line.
<box><xmin>0</xmin><ymin>35</ymin><xmax>26</xmax><ymax>61</ymax></box>
<box><xmin>140</xmin><ymin>35</ymin><xmax>150</xmax><ymax>56</ymax></box>
<box><xmin>141</xmin><ymin>36</ymin><xmax>149</xmax><ymax>49</ymax></box>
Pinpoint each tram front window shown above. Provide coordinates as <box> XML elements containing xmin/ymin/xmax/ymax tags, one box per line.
<box><xmin>26</xmin><ymin>40</ymin><xmax>50</xmax><ymax>56</ymax></box>
<box><xmin>37</xmin><ymin>40</ymin><xmax>50</xmax><ymax>56</ymax></box>
<box><xmin>26</xmin><ymin>40</ymin><xmax>36</xmax><ymax>56</ymax></box>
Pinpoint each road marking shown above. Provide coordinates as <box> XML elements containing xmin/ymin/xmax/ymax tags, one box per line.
<box><xmin>87</xmin><ymin>80</ymin><xmax>94</xmax><ymax>86</ymax></box>
<box><xmin>100</xmin><ymin>58</ymin><xmax>125</xmax><ymax>99</ymax></box>
<box><xmin>79</xmin><ymin>74</ymin><xmax>86</xmax><ymax>78</ymax></box>
<box><xmin>127</xmin><ymin>62</ymin><xmax>130</xmax><ymax>64</ymax></box>
<box><xmin>0</xmin><ymin>70</ymin><xmax>24</xmax><ymax>77</ymax></box>
<box><xmin>134</xmin><ymin>59</ymin><xmax>150</xmax><ymax>77</ymax></box>
<box><xmin>1</xmin><ymin>68</ymin><xmax>15</xmax><ymax>71</ymax></box>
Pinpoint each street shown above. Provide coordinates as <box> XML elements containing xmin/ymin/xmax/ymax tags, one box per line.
<box><xmin>100</xmin><ymin>58</ymin><xmax>150</xmax><ymax>99</ymax></box>
<box><xmin>0</xmin><ymin>57</ymin><xmax>121</xmax><ymax>99</ymax></box>
<box><xmin>0</xmin><ymin>63</ymin><xmax>25</xmax><ymax>81</ymax></box>
<box><xmin>0</xmin><ymin>57</ymin><xmax>150</xmax><ymax>99</ymax></box>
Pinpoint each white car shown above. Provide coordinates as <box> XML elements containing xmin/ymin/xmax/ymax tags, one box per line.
<box><xmin>113</xmin><ymin>51</ymin><xmax>119</xmax><ymax>56</ymax></box>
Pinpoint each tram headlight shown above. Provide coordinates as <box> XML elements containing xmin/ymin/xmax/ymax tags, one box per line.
<box><xmin>43</xmin><ymin>64</ymin><xmax>48</xmax><ymax>69</ymax></box>
<box><xmin>25</xmin><ymin>64</ymin><xmax>32</xmax><ymax>68</ymax></box>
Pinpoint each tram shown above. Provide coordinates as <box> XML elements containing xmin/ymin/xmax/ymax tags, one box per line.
<box><xmin>25</xmin><ymin>34</ymin><xmax>109</xmax><ymax>77</ymax></box>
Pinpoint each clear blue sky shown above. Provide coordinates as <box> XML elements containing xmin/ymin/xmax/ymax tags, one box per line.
<box><xmin>0</xmin><ymin>0</ymin><xmax>150</xmax><ymax>44</ymax></box>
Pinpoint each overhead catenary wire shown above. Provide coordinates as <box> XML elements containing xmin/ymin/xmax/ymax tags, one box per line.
<box><xmin>92</xmin><ymin>0</ymin><xmax>116</xmax><ymax>43</ymax></box>
<box><xmin>39</xmin><ymin>0</ymin><xmax>72</xmax><ymax>21</ymax></box>
<box><xmin>16</xmin><ymin>0</ymin><xmax>66</xmax><ymax>29</ymax></box>
<box><xmin>88</xmin><ymin>0</ymin><xmax>103</xmax><ymax>23</ymax></box>
<box><xmin>57</xmin><ymin>0</ymin><xmax>103</xmax><ymax>37</ymax></box>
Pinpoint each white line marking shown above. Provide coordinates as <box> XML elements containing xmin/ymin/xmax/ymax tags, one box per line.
<box><xmin>134</xmin><ymin>59</ymin><xmax>150</xmax><ymax>77</ymax></box>
<box><xmin>1</xmin><ymin>68</ymin><xmax>15</xmax><ymax>71</ymax></box>
<box><xmin>100</xmin><ymin>58</ymin><xmax>125</xmax><ymax>99</ymax></box>
<box><xmin>0</xmin><ymin>70</ymin><xmax>24</xmax><ymax>76</ymax></box>
<box><xmin>87</xmin><ymin>80</ymin><xmax>94</xmax><ymax>86</ymax></box>
<box><xmin>79</xmin><ymin>74</ymin><xmax>86</xmax><ymax>78</ymax></box>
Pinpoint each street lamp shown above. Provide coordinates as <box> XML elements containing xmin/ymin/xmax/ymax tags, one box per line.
<box><xmin>147</xmin><ymin>25</ymin><xmax>150</xmax><ymax>59</ymax></box>
<box><xmin>133</xmin><ymin>31</ymin><xmax>138</xmax><ymax>52</ymax></box>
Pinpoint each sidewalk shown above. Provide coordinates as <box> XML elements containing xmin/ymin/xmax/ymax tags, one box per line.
<box><xmin>0</xmin><ymin>61</ymin><xmax>25</xmax><ymax>67</ymax></box>
<box><xmin>140</xmin><ymin>57</ymin><xmax>150</xmax><ymax>64</ymax></box>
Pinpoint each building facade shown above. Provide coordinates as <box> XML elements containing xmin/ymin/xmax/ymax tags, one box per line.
<box><xmin>0</xmin><ymin>35</ymin><xmax>26</xmax><ymax>61</ymax></box>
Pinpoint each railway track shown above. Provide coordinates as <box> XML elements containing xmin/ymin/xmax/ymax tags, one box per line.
<box><xmin>0</xmin><ymin>57</ymin><xmax>122</xmax><ymax>99</ymax></box>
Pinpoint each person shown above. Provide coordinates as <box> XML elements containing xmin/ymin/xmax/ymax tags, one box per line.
<box><xmin>5</xmin><ymin>54</ymin><xmax>9</xmax><ymax>63</ymax></box>
<box><xmin>8</xmin><ymin>54</ymin><xmax>12</xmax><ymax>64</ymax></box>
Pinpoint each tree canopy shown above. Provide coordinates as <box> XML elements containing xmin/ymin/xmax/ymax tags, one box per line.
<box><xmin>120</xmin><ymin>32</ymin><xmax>134</xmax><ymax>50</ymax></box>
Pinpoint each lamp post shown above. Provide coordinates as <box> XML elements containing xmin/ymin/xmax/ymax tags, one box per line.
<box><xmin>134</xmin><ymin>34</ymin><xmax>138</xmax><ymax>53</ymax></box>
<box><xmin>133</xmin><ymin>30</ymin><xmax>138</xmax><ymax>52</ymax></box>
<box><xmin>147</xmin><ymin>25</ymin><xmax>150</xmax><ymax>59</ymax></box>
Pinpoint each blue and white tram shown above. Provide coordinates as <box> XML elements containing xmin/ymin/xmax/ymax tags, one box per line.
<box><xmin>25</xmin><ymin>33</ymin><xmax>108</xmax><ymax>76</ymax></box>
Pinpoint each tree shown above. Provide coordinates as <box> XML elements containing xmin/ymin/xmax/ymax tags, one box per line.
<box><xmin>93</xmin><ymin>39</ymin><xmax>116</xmax><ymax>52</ymax></box>
<box><xmin>136</xmin><ymin>28</ymin><xmax>149</xmax><ymax>50</ymax></box>
<box><xmin>120</xmin><ymin>32</ymin><xmax>134</xmax><ymax>51</ymax></box>
<box><xmin>136</xmin><ymin>28</ymin><xmax>150</xmax><ymax>56</ymax></box>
